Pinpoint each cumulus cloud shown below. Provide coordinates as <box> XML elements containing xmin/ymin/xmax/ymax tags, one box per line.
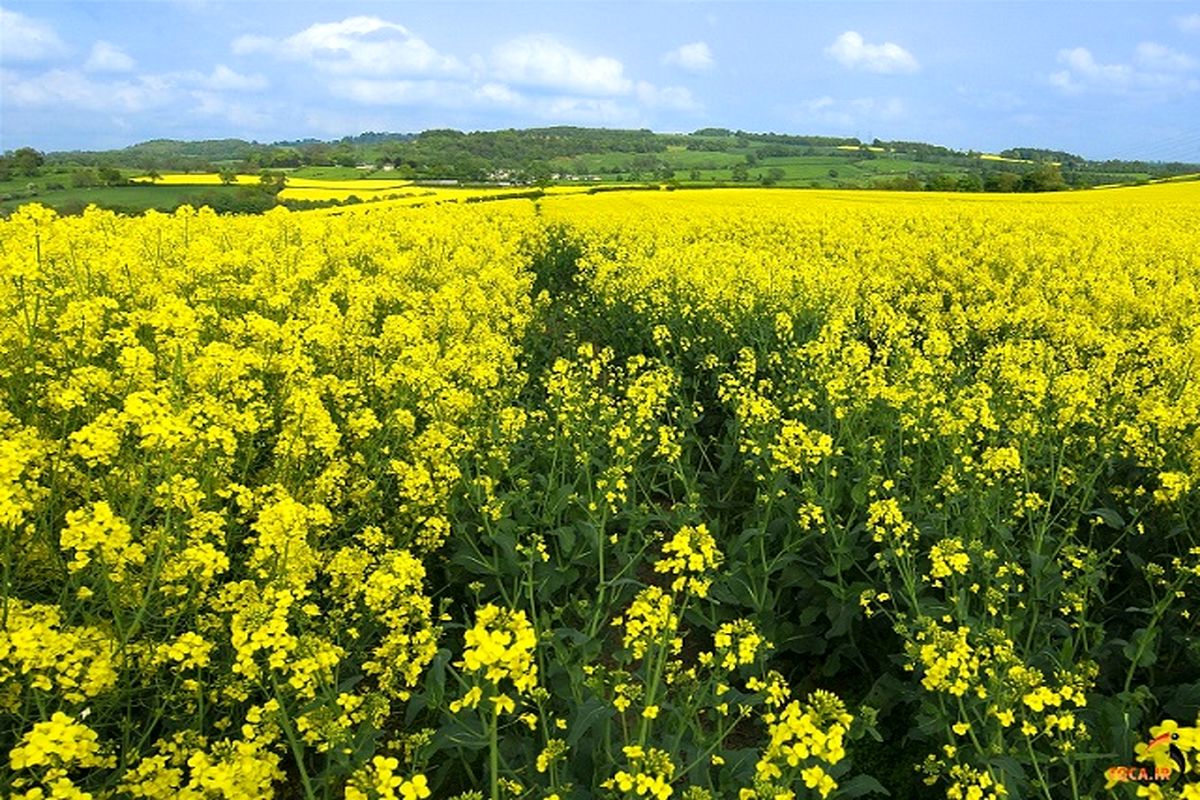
<box><xmin>1</xmin><ymin>61</ymin><xmax>266</xmax><ymax>118</ymax></box>
<box><xmin>1050</xmin><ymin>44</ymin><xmax>1198</xmax><ymax>94</ymax></box>
<box><xmin>1050</xmin><ymin>46</ymin><xmax>1132</xmax><ymax>89</ymax></box>
<box><xmin>233</xmin><ymin>16</ymin><xmax>463</xmax><ymax>76</ymax></box>
<box><xmin>190</xmin><ymin>90</ymin><xmax>273</xmax><ymax>128</ymax></box>
<box><xmin>826</xmin><ymin>31</ymin><xmax>919</xmax><ymax>74</ymax></box>
<box><xmin>0</xmin><ymin>68</ymin><xmax>173</xmax><ymax>111</ymax></box>
<box><xmin>194</xmin><ymin>64</ymin><xmax>268</xmax><ymax>91</ymax></box>
<box><xmin>328</xmin><ymin>74</ymin><xmax>694</xmax><ymax>120</ymax></box>
<box><xmin>635</xmin><ymin>81</ymin><xmax>697</xmax><ymax>110</ymax></box>
<box><xmin>796</xmin><ymin>94</ymin><xmax>906</xmax><ymax>128</ymax></box>
<box><xmin>84</xmin><ymin>41</ymin><xmax>135</xmax><ymax>73</ymax></box>
<box><xmin>226</xmin><ymin>17</ymin><xmax>699</xmax><ymax>125</ymax></box>
<box><xmin>0</xmin><ymin>7</ymin><xmax>68</xmax><ymax>62</ymax></box>
<box><xmin>491</xmin><ymin>35</ymin><xmax>631</xmax><ymax>95</ymax></box>
<box><xmin>663</xmin><ymin>41</ymin><xmax>714</xmax><ymax>72</ymax></box>
<box><xmin>1135</xmin><ymin>41</ymin><xmax>1197</xmax><ymax>71</ymax></box>
<box><xmin>331</xmin><ymin>78</ymin><xmax>480</xmax><ymax>107</ymax></box>
<box><xmin>1178</xmin><ymin>13</ymin><xmax>1200</xmax><ymax>33</ymax></box>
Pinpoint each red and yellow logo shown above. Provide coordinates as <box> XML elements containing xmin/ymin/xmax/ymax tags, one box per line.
<box><xmin>1106</xmin><ymin>720</ymin><xmax>1199</xmax><ymax>793</ymax></box>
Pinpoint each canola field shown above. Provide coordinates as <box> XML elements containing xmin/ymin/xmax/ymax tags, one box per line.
<box><xmin>1</xmin><ymin>184</ymin><xmax>1198</xmax><ymax>800</ymax></box>
<box><xmin>133</xmin><ymin>173</ymin><xmax>604</xmax><ymax>206</ymax></box>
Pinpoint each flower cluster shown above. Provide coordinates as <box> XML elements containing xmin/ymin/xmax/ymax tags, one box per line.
<box><xmin>457</xmin><ymin>604</ymin><xmax>539</xmax><ymax>705</ymax></box>
<box><xmin>654</xmin><ymin>523</ymin><xmax>724</xmax><ymax>597</ymax></box>
<box><xmin>752</xmin><ymin>690</ymin><xmax>853</xmax><ymax>799</ymax></box>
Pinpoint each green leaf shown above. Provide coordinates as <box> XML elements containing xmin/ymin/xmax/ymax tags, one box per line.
<box><xmin>1086</xmin><ymin>507</ymin><xmax>1125</xmax><ymax>529</ymax></box>
<box><xmin>567</xmin><ymin>698</ymin><xmax>611</xmax><ymax>747</ymax></box>
<box><xmin>838</xmin><ymin>774</ymin><xmax>889</xmax><ymax>797</ymax></box>
<box><xmin>554</xmin><ymin>627</ymin><xmax>592</xmax><ymax>647</ymax></box>
<box><xmin>549</xmin><ymin>524</ymin><xmax>576</xmax><ymax>557</ymax></box>
<box><xmin>1165</xmin><ymin>682</ymin><xmax>1200</xmax><ymax>719</ymax></box>
<box><xmin>1122</xmin><ymin>627</ymin><xmax>1158</xmax><ymax>668</ymax></box>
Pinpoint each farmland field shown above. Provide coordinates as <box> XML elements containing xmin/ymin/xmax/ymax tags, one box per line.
<box><xmin>1</xmin><ymin>183</ymin><xmax>1198</xmax><ymax>800</ymax></box>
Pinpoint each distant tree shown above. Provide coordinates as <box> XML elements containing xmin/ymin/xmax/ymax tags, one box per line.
<box><xmin>630</xmin><ymin>154</ymin><xmax>661</xmax><ymax>177</ymax></box>
<box><xmin>927</xmin><ymin>173</ymin><xmax>959</xmax><ymax>192</ymax></box>
<box><xmin>984</xmin><ymin>171</ymin><xmax>1021</xmax><ymax>192</ymax></box>
<box><xmin>957</xmin><ymin>173</ymin><xmax>984</xmax><ymax>192</ymax></box>
<box><xmin>828</xmin><ymin>168</ymin><xmax>839</xmax><ymax>178</ymax></box>
<box><xmin>267</xmin><ymin>149</ymin><xmax>301</xmax><ymax>168</ymax></box>
<box><xmin>258</xmin><ymin>171</ymin><xmax>287</xmax><ymax>194</ymax></box>
<box><xmin>525</xmin><ymin>163</ymin><xmax>552</xmax><ymax>185</ymax></box>
<box><xmin>71</xmin><ymin>169</ymin><xmax>99</xmax><ymax>188</ymax></box>
<box><xmin>731</xmin><ymin>163</ymin><xmax>749</xmax><ymax>182</ymax></box>
<box><xmin>885</xmin><ymin>175</ymin><xmax>924</xmax><ymax>191</ymax></box>
<box><xmin>689</xmin><ymin>168</ymin><xmax>701</xmax><ymax>182</ymax></box>
<box><xmin>1019</xmin><ymin>163</ymin><xmax>1067</xmax><ymax>192</ymax></box>
<box><xmin>300</xmin><ymin>143</ymin><xmax>334</xmax><ymax>166</ymax></box>
<box><xmin>97</xmin><ymin>166</ymin><xmax>124</xmax><ymax>186</ymax></box>
<box><xmin>146</xmin><ymin>170</ymin><xmax>162</xmax><ymax>183</ymax></box>
<box><xmin>761</xmin><ymin>167</ymin><xmax>786</xmax><ymax>186</ymax></box>
<box><xmin>10</xmin><ymin>147</ymin><xmax>45</xmax><ymax>177</ymax></box>
<box><xmin>218</xmin><ymin>168</ymin><xmax>237</xmax><ymax>185</ymax></box>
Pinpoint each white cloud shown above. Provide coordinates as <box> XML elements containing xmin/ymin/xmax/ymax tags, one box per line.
<box><xmin>84</xmin><ymin>41</ymin><xmax>135</xmax><ymax>73</ymax></box>
<box><xmin>190</xmin><ymin>90</ymin><xmax>272</xmax><ymax>127</ymax></box>
<box><xmin>0</xmin><ymin>7</ymin><xmax>68</xmax><ymax>62</ymax></box>
<box><xmin>326</xmin><ymin>73</ymin><xmax>681</xmax><ymax>127</ymax></box>
<box><xmin>796</xmin><ymin>94</ymin><xmax>906</xmax><ymax>128</ymax></box>
<box><xmin>0</xmin><ymin>68</ymin><xmax>173</xmax><ymax>111</ymax></box>
<box><xmin>331</xmin><ymin>78</ymin><xmax>479</xmax><ymax>107</ymax></box>
<box><xmin>233</xmin><ymin>16</ymin><xmax>463</xmax><ymax>76</ymax></box>
<box><xmin>491</xmin><ymin>35</ymin><xmax>631</xmax><ymax>95</ymax></box>
<box><xmin>1178</xmin><ymin>13</ymin><xmax>1200</xmax><ymax>33</ymax></box>
<box><xmin>1050</xmin><ymin>44</ymin><xmax>1198</xmax><ymax>95</ymax></box>
<box><xmin>635</xmin><ymin>81</ymin><xmax>698</xmax><ymax>110</ymax></box>
<box><xmin>195</xmin><ymin>64</ymin><xmax>268</xmax><ymax>91</ymax></box>
<box><xmin>1135</xmin><ymin>41</ymin><xmax>1197</xmax><ymax>71</ymax></box>
<box><xmin>476</xmin><ymin>82</ymin><xmax>522</xmax><ymax>106</ymax></box>
<box><xmin>230</xmin><ymin>18</ymin><xmax>699</xmax><ymax>124</ymax></box>
<box><xmin>826</xmin><ymin>31</ymin><xmax>918</xmax><ymax>74</ymax></box>
<box><xmin>1</xmin><ymin>61</ymin><xmax>266</xmax><ymax>119</ymax></box>
<box><xmin>851</xmin><ymin>96</ymin><xmax>905</xmax><ymax>119</ymax></box>
<box><xmin>1052</xmin><ymin>46</ymin><xmax>1131</xmax><ymax>89</ymax></box>
<box><xmin>663</xmin><ymin>41</ymin><xmax>714</xmax><ymax>72</ymax></box>
<box><xmin>535</xmin><ymin>96</ymin><xmax>629</xmax><ymax>124</ymax></box>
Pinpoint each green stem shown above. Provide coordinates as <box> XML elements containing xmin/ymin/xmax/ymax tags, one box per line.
<box><xmin>270</xmin><ymin>675</ymin><xmax>317</xmax><ymax>800</ymax></box>
<box><xmin>490</xmin><ymin>703</ymin><xmax>500</xmax><ymax>800</ymax></box>
<box><xmin>1024</xmin><ymin>732</ymin><xmax>1055</xmax><ymax>800</ymax></box>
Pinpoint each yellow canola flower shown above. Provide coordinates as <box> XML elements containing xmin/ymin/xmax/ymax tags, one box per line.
<box><xmin>458</xmin><ymin>603</ymin><xmax>539</xmax><ymax>698</ymax></box>
<box><xmin>614</xmin><ymin>586</ymin><xmax>679</xmax><ymax>660</ymax></box>
<box><xmin>929</xmin><ymin>537</ymin><xmax>971</xmax><ymax>580</ymax></box>
<box><xmin>654</xmin><ymin>523</ymin><xmax>724</xmax><ymax>596</ymax></box>
<box><xmin>9</xmin><ymin>712</ymin><xmax>111</xmax><ymax>771</ymax></box>
<box><xmin>60</xmin><ymin>500</ymin><xmax>145</xmax><ymax>581</ymax></box>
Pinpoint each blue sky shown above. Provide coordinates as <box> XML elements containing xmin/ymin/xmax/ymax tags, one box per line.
<box><xmin>2</xmin><ymin>1</ymin><xmax>1199</xmax><ymax>160</ymax></box>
